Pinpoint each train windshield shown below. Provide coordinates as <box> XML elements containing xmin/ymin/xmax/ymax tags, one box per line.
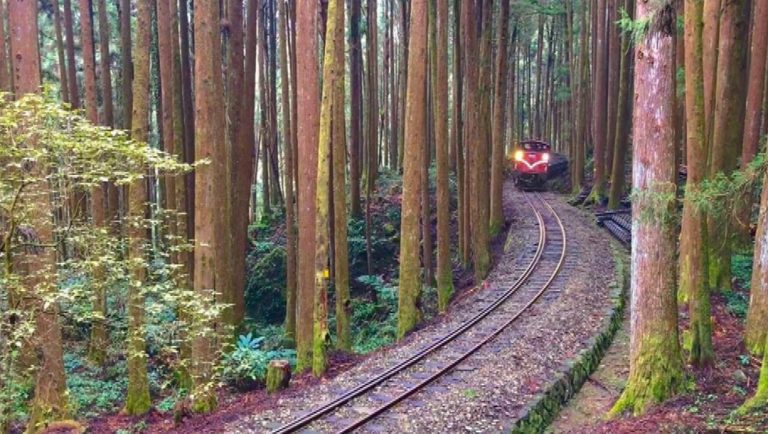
<box><xmin>520</xmin><ymin>141</ymin><xmax>550</xmax><ymax>152</ymax></box>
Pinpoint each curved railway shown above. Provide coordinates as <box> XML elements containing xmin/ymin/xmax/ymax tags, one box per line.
<box><xmin>271</xmin><ymin>193</ymin><xmax>567</xmax><ymax>434</ymax></box>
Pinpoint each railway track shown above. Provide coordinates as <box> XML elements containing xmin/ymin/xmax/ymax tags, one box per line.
<box><xmin>271</xmin><ymin>193</ymin><xmax>567</xmax><ymax>434</ymax></box>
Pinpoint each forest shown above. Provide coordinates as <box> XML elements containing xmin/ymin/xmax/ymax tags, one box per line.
<box><xmin>1</xmin><ymin>0</ymin><xmax>768</xmax><ymax>432</ymax></box>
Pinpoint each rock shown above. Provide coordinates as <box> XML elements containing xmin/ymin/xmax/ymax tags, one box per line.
<box><xmin>732</xmin><ymin>369</ymin><xmax>748</xmax><ymax>384</ymax></box>
<box><xmin>266</xmin><ymin>359</ymin><xmax>292</xmax><ymax>394</ymax></box>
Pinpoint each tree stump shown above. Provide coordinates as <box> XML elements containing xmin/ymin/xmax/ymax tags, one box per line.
<box><xmin>266</xmin><ymin>359</ymin><xmax>291</xmax><ymax>394</ymax></box>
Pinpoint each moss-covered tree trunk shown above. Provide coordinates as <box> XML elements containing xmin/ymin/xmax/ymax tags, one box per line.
<box><xmin>191</xmin><ymin>0</ymin><xmax>226</xmax><ymax>413</ymax></box>
<box><xmin>680</xmin><ymin>0</ymin><xmax>713</xmax><ymax>367</ymax></box>
<box><xmin>490</xmin><ymin>0</ymin><xmax>510</xmax><ymax>236</ymax></box>
<box><xmin>398</xmin><ymin>0</ymin><xmax>427</xmax><ymax>339</ymax></box>
<box><xmin>332</xmin><ymin>42</ymin><xmax>351</xmax><ymax>352</ymax></box>
<box><xmin>708</xmin><ymin>0</ymin><xmax>747</xmax><ymax>293</ymax></box>
<box><xmin>434</xmin><ymin>0</ymin><xmax>453</xmax><ymax>312</ymax></box>
<box><xmin>572</xmin><ymin>0</ymin><xmax>589</xmax><ymax>194</ymax></box>
<box><xmin>610</xmin><ymin>0</ymin><xmax>684</xmax><ymax>416</ymax></box>
<box><xmin>123</xmin><ymin>0</ymin><xmax>153</xmax><ymax>416</ymax></box>
<box><xmin>743</xmin><ymin>0</ymin><xmax>768</xmax><ymax>356</ymax></box>
<box><xmin>296</xmin><ymin>0</ymin><xmax>320</xmax><ymax>373</ymax></box>
<box><xmin>313</xmin><ymin>0</ymin><xmax>344</xmax><ymax>376</ymax></box>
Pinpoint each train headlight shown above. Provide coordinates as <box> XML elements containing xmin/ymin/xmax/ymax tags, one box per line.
<box><xmin>514</xmin><ymin>150</ymin><xmax>524</xmax><ymax>162</ymax></box>
<box><xmin>541</xmin><ymin>152</ymin><xmax>550</xmax><ymax>163</ymax></box>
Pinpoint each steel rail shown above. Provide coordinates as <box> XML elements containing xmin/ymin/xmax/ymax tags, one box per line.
<box><xmin>336</xmin><ymin>193</ymin><xmax>567</xmax><ymax>433</ymax></box>
<box><xmin>271</xmin><ymin>193</ymin><xmax>551</xmax><ymax>434</ymax></box>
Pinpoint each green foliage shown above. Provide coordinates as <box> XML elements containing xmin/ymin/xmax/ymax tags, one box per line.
<box><xmin>219</xmin><ymin>333</ymin><xmax>296</xmax><ymax>391</ymax></box>
<box><xmin>732</xmin><ymin>253</ymin><xmax>753</xmax><ymax>291</ymax></box>
<box><xmin>351</xmin><ymin>275</ymin><xmax>399</xmax><ymax>354</ymax></box>
<box><xmin>617</xmin><ymin>8</ymin><xmax>651</xmax><ymax>43</ymax></box>
<box><xmin>246</xmin><ymin>241</ymin><xmax>287</xmax><ymax>325</ymax></box>
<box><xmin>725</xmin><ymin>291</ymin><xmax>749</xmax><ymax>319</ymax></box>
<box><xmin>64</xmin><ymin>352</ymin><xmax>127</xmax><ymax>418</ymax></box>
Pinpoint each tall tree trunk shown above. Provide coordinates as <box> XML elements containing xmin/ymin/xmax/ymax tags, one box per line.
<box><xmin>119</xmin><ymin>0</ymin><xmax>132</xmax><ymax>130</ymax></box>
<box><xmin>605</xmin><ymin>0</ymin><xmax>620</xmax><ymax>176</ymax></box>
<box><xmin>607</xmin><ymin>0</ymin><xmax>633</xmax><ymax>209</ymax></box>
<box><xmin>610</xmin><ymin>0</ymin><xmax>684</xmax><ymax>416</ymax></box>
<box><xmin>225</xmin><ymin>0</ymin><xmax>246</xmax><ymax>328</ymax></box>
<box><xmin>735</xmin><ymin>0</ymin><xmax>768</xmax><ymax>245</ymax></box>
<box><xmin>679</xmin><ymin>0</ymin><xmax>713</xmax><ymax>367</ymax></box>
<box><xmin>63</xmin><ymin>0</ymin><xmax>80</xmax><ymax>109</ymax></box>
<box><xmin>178</xmin><ymin>0</ymin><xmax>195</xmax><ymax>238</ymax></box>
<box><xmin>743</xmin><ymin>0</ymin><xmax>768</xmax><ymax>355</ymax></box>
<box><xmin>124</xmin><ymin>0</ymin><xmax>153</xmax><ymax>416</ymax></box>
<box><xmin>367</xmin><ymin>0</ymin><xmax>379</xmax><ymax>189</ymax></box>
<box><xmin>51</xmin><ymin>0</ymin><xmax>69</xmax><ymax>102</ymax></box>
<box><xmin>313</xmin><ymin>0</ymin><xmax>344</xmax><ymax>376</ymax></box>
<box><xmin>708</xmin><ymin>0</ymin><xmax>748</xmax><ymax>293</ymax></box>
<box><xmin>573</xmin><ymin>0</ymin><xmax>589</xmax><ymax>193</ymax></box>
<box><xmin>9</xmin><ymin>1</ymin><xmax>70</xmax><ymax>429</ymax></box>
<box><xmin>434</xmin><ymin>0</ymin><xmax>453</xmax><ymax>312</ymax></box>
<box><xmin>702</xmin><ymin>0</ymin><xmax>719</xmax><ymax>143</ymax></box>
<box><xmin>296</xmin><ymin>0</ymin><xmax>320</xmax><ymax>373</ymax></box>
<box><xmin>590</xmin><ymin>0</ymin><xmax>608</xmax><ymax>201</ymax></box>
<box><xmin>490</xmin><ymin>0</ymin><xmax>510</xmax><ymax>236</ymax></box>
<box><xmin>398</xmin><ymin>0</ymin><xmax>427</xmax><ymax>339</ymax></box>
<box><xmin>349</xmin><ymin>0</ymin><xmax>363</xmax><ymax>218</ymax></box>
<box><xmin>191</xmin><ymin>0</ymin><xmax>226</xmax><ymax>412</ymax></box>
<box><xmin>332</xmin><ymin>23</ymin><xmax>350</xmax><ymax>352</ymax></box>
<box><xmin>452</xmin><ymin>0</ymin><xmax>466</xmax><ymax>267</ymax></box>
<box><xmin>472</xmin><ymin>0</ymin><xmax>492</xmax><ymax>281</ymax></box>
<box><xmin>97</xmin><ymin>0</ymin><xmax>113</xmax><ymax>126</ymax></box>
<box><xmin>276</xmin><ymin>0</ymin><xmax>297</xmax><ymax>345</ymax></box>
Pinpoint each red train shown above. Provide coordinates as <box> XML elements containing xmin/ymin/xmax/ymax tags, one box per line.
<box><xmin>511</xmin><ymin>140</ymin><xmax>567</xmax><ymax>189</ymax></box>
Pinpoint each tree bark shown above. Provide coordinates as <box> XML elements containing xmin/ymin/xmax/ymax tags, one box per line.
<box><xmin>124</xmin><ymin>0</ymin><xmax>152</xmax><ymax>416</ymax></box>
<box><xmin>51</xmin><ymin>0</ymin><xmax>69</xmax><ymax>102</ymax></box>
<box><xmin>97</xmin><ymin>0</ymin><xmax>113</xmax><ymax>126</ymax></box>
<box><xmin>610</xmin><ymin>0</ymin><xmax>684</xmax><ymax>416</ymax></box>
<box><xmin>708</xmin><ymin>0</ymin><xmax>748</xmax><ymax>293</ymax></box>
<box><xmin>398</xmin><ymin>0</ymin><xmax>427</xmax><ymax>339</ymax></box>
<box><xmin>590</xmin><ymin>0</ymin><xmax>608</xmax><ymax>201</ymax></box>
<box><xmin>9</xmin><ymin>1</ymin><xmax>70</xmax><ymax>429</ymax></box>
<box><xmin>277</xmin><ymin>0</ymin><xmax>297</xmax><ymax>345</ymax></box>
<box><xmin>608</xmin><ymin>0</ymin><xmax>633</xmax><ymax>209</ymax></box>
<box><xmin>743</xmin><ymin>0</ymin><xmax>768</xmax><ymax>355</ymax></box>
<box><xmin>349</xmin><ymin>0</ymin><xmax>363</xmax><ymax>218</ymax></box>
<box><xmin>296</xmin><ymin>0</ymin><xmax>320</xmax><ymax>372</ymax></box>
<box><xmin>472</xmin><ymin>0</ymin><xmax>491</xmax><ymax>281</ymax></box>
<box><xmin>679</xmin><ymin>0</ymin><xmax>713</xmax><ymax>367</ymax></box>
<box><xmin>191</xmin><ymin>0</ymin><xmax>226</xmax><ymax>412</ymax></box>
<box><xmin>434</xmin><ymin>0</ymin><xmax>453</xmax><ymax>312</ymax></box>
<box><xmin>63</xmin><ymin>0</ymin><xmax>80</xmax><ymax>109</ymax></box>
<box><xmin>490</xmin><ymin>0</ymin><xmax>510</xmax><ymax>236</ymax></box>
<box><xmin>313</xmin><ymin>0</ymin><xmax>344</xmax><ymax>375</ymax></box>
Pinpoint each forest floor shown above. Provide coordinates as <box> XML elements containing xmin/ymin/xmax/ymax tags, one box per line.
<box><xmin>550</xmin><ymin>255</ymin><xmax>768</xmax><ymax>432</ymax></box>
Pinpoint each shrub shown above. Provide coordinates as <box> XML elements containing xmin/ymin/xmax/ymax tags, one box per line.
<box><xmin>219</xmin><ymin>334</ymin><xmax>296</xmax><ymax>391</ymax></box>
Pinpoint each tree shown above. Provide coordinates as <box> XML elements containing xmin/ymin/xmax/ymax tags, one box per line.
<box><xmin>434</xmin><ymin>0</ymin><xmax>453</xmax><ymax>312</ymax></box>
<box><xmin>63</xmin><ymin>0</ymin><xmax>80</xmax><ymax>109</ymax></box>
<box><xmin>708</xmin><ymin>0</ymin><xmax>747</xmax><ymax>293</ymax></box>
<box><xmin>743</xmin><ymin>0</ymin><xmax>768</xmax><ymax>355</ymax></box>
<box><xmin>489</xmin><ymin>0</ymin><xmax>510</xmax><ymax>236</ymax></box>
<box><xmin>679</xmin><ymin>0</ymin><xmax>713</xmax><ymax>366</ymax></box>
<box><xmin>590</xmin><ymin>0</ymin><xmax>608</xmax><ymax>202</ymax></box>
<box><xmin>96</xmin><ymin>0</ymin><xmax>113</xmax><ymax>126</ymax></box>
<box><xmin>313</xmin><ymin>0</ymin><xmax>344</xmax><ymax>375</ymax></box>
<box><xmin>607</xmin><ymin>0</ymin><xmax>633</xmax><ymax>209</ymax></box>
<box><xmin>119</xmin><ymin>0</ymin><xmax>132</xmax><ymax>130</ymax></box>
<box><xmin>295</xmin><ymin>0</ymin><xmax>320</xmax><ymax>372</ymax></box>
<box><xmin>51</xmin><ymin>0</ymin><xmax>69</xmax><ymax>102</ymax></box>
<box><xmin>123</xmin><ymin>0</ymin><xmax>153</xmax><ymax>416</ymax></box>
<box><xmin>398</xmin><ymin>0</ymin><xmax>427</xmax><ymax>339</ymax></box>
<box><xmin>610</xmin><ymin>0</ymin><xmax>684</xmax><ymax>415</ymax></box>
<box><xmin>8</xmin><ymin>1</ymin><xmax>70</xmax><ymax>429</ymax></box>
<box><xmin>349</xmin><ymin>0</ymin><xmax>363</xmax><ymax>218</ymax></box>
<box><xmin>191</xmin><ymin>0</ymin><xmax>227</xmax><ymax>412</ymax></box>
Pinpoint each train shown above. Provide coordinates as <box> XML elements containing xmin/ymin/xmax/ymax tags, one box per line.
<box><xmin>510</xmin><ymin>140</ymin><xmax>568</xmax><ymax>189</ymax></box>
